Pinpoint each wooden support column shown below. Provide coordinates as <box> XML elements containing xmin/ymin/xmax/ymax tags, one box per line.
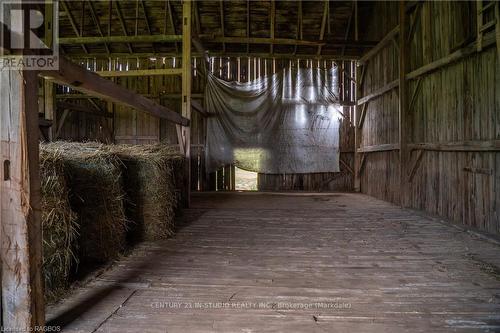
<box><xmin>354</xmin><ymin>65</ymin><xmax>362</xmax><ymax>192</ymax></box>
<box><xmin>399</xmin><ymin>1</ymin><xmax>409</xmax><ymax>207</ymax></box>
<box><xmin>181</xmin><ymin>0</ymin><xmax>192</xmax><ymax>207</ymax></box>
<box><xmin>43</xmin><ymin>80</ymin><xmax>56</xmax><ymax>141</ymax></box>
<box><xmin>0</xmin><ymin>70</ymin><xmax>45</xmax><ymax>329</ymax></box>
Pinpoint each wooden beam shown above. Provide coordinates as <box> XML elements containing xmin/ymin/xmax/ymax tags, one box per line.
<box><xmin>358</xmin><ymin>25</ymin><xmax>399</xmax><ymax>65</ymax></box>
<box><xmin>114</xmin><ymin>1</ymin><xmax>133</xmax><ymax>53</ymax></box>
<box><xmin>247</xmin><ymin>0</ymin><xmax>250</xmax><ymax>53</ymax></box>
<box><xmin>55</xmin><ymin>109</ymin><xmax>70</xmax><ymax>139</ymax></box>
<box><xmin>181</xmin><ymin>0</ymin><xmax>192</xmax><ymax>206</ymax></box>
<box><xmin>205</xmin><ymin>36</ymin><xmax>325</xmax><ymax>47</ymax></box>
<box><xmin>357</xmin><ymin>102</ymin><xmax>368</xmax><ymax>129</ymax></box>
<box><xmin>399</xmin><ymin>1</ymin><xmax>409</xmax><ymax>207</ymax></box>
<box><xmin>192</xmin><ymin>38</ymin><xmax>210</xmax><ymax>73</ymax></box>
<box><xmin>220</xmin><ymin>0</ymin><xmax>226</xmax><ymax>52</ymax></box>
<box><xmin>341</xmin><ymin>1</ymin><xmax>355</xmax><ymax>55</ymax></box>
<box><xmin>408</xmin><ymin>140</ymin><xmax>500</xmax><ymax>152</ymax></box>
<box><xmin>59</xmin><ymin>35</ymin><xmax>374</xmax><ymax>48</ymax></box>
<box><xmin>358</xmin><ymin>153</ymin><xmax>367</xmax><ymax>174</ymax></box>
<box><xmin>43</xmin><ymin>80</ymin><xmax>56</xmax><ymax>140</ymax></box>
<box><xmin>354</xmin><ymin>0</ymin><xmax>358</xmax><ymax>40</ymax></box>
<box><xmin>357</xmin><ymin>79</ymin><xmax>399</xmax><ymax>105</ymax></box>
<box><xmin>193</xmin><ymin>1</ymin><xmax>201</xmax><ymax>36</ymax></box>
<box><xmin>59</xmin><ymin>34</ymin><xmax>182</xmax><ymax>45</ymax></box>
<box><xmin>270</xmin><ymin>0</ymin><xmax>275</xmax><ymax>54</ymax></box>
<box><xmin>357</xmin><ymin>143</ymin><xmax>400</xmax><ymax>153</ymax></box>
<box><xmin>95</xmin><ymin>68</ymin><xmax>183</xmax><ymax>77</ymax></box>
<box><xmin>60</xmin><ymin>0</ymin><xmax>88</xmax><ymax>53</ymax></box>
<box><xmin>66</xmin><ymin>51</ymin><xmax>358</xmax><ymax>61</ymax></box>
<box><xmin>56</xmin><ymin>92</ymin><xmax>205</xmax><ymax>99</ymax></box>
<box><xmin>407</xmin><ymin>1</ymin><xmax>423</xmax><ymax>43</ymax></box>
<box><xmin>1</xmin><ymin>68</ymin><xmax>44</xmax><ymax>330</ymax></box>
<box><xmin>408</xmin><ymin>77</ymin><xmax>422</xmax><ymax>112</ymax></box>
<box><xmin>407</xmin><ymin>149</ymin><xmax>424</xmax><ymax>182</ymax></box>
<box><xmin>406</xmin><ymin>31</ymin><xmax>496</xmax><ymax>80</ymax></box>
<box><xmin>166</xmin><ymin>0</ymin><xmax>179</xmax><ymax>53</ymax></box>
<box><xmin>317</xmin><ymin>0</ymin><xmax>329</xmax><ymax>55</ymax></box>
<box><xmin>294</xmin><ymin>0</ymin><xmax>303</xmax><ymax>55</ymax></box>
<box><xmin>354</xmin><ymin>56</ymin><xmax>362</xmax><ymax>191</ymax></box>
<box><xmin>339</xmin><ymin>158</ymin><xmax>354</xmax><ymax>175</ymax></box>
<box><xmin>140</xmin><ymin>0</ymin><xmax>156</xmax><ymax>54</ymax></box>
<box><xmin>87</xmin><ymin>0</ymin><xmax>110</xmax><ymax>54</ymax></box>
<box><xmin>191</xmin><ymin>99</ymin><xmax>208</xmax><ymax>117</ymax></box>
<box><xmin>40</xmin><ymin>57</ymin><xmax>189</xmax><ymax>126</ymax></box>
<box><xmin>496</xmin><ymin>1</ymin><xmax>500</xmax><ymax>63</ymax></box>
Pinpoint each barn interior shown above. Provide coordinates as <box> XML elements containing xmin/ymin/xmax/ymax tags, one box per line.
<box><xmin>1</xmin><ymin>0</ymin><xmax>500</xmax><ymax>332</ymax></box>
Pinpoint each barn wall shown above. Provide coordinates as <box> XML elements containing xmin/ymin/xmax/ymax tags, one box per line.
<box><xmin>359</xmin><ymin>1</ymin><xmax>500</xmax><ymax>235</ymax></box>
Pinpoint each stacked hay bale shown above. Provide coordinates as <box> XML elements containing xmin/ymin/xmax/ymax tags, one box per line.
<box><xmin>44</xmin><ymin>142</ymin><xmax>128</xmax><ymax>266</ymax></box>
<box><xmin>39</xmin><ymin>146</ymin><xmax>79</xmax><ymax>302</ymax></box>
<box><xmin>105</xmin><ymin>144</ymin><xmax>184</xmax><ymax>242</ymax></box>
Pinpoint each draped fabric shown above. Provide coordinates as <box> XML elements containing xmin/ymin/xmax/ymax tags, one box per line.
<box><xmin>205</xmin><ymin>67</ymin><xmax>342</xmax><ymax>174</ymax></box>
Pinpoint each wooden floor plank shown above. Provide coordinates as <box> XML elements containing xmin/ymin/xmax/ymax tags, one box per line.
<box><xmin>47</xmin><ymin>193</ymin><xmax>500</xmax><ymax>332</ymax></box>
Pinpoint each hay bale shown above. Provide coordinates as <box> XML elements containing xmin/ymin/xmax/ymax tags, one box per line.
<box><xmin>105</xmin><ymin>144</ymin><xmax>184</xmax><ymax>241</ymax></box>
<box><xmin>39</xmin><ymin>145</ymin><xmax>79</xmax><ymax>302</ymax></box>
<box><xmin>44</xmin><ymin>142</ymin><xmax>127</xmax><ymax>265</ymax></box>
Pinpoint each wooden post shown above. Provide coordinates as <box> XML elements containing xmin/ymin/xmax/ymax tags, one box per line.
<box><xmin>44</xmin><ymin>80</ymin><xmax>56</xmax><ymax>141</ymax></box>
<box><xmin>0</xmin><ymin>70</ymin><xmax>45</xmax><ymax>329</ymax></box>
<box><xmin>354</xmin><ymin>63</ymin><xmax>362</xmax><ymax>192</ymax></box>
<box><xmin>224</xmin><ymin>165</ymin><xmax>231</xmax><ymax>190</ymax></box>
<box><xmin>182</xmin><ymin>0</ymin><xmax>192</xmax><ymax>206</ymax></box>
<box><xmin>399</xmin><ymin>1</ymin><xmax>409</xmax><ymax>207</ymax></box>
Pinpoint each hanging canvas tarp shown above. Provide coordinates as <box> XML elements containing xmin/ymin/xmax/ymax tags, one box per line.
<box><xmin>205</xmin><ymin>67</ymin><xmax>342</xmax><ymax>174</ymax></box>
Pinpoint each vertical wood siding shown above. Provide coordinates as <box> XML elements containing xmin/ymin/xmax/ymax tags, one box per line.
<box><xmin>360</xmin><ymin>1</ymin><xmax>500</xmax><ymax>235</ymax></box>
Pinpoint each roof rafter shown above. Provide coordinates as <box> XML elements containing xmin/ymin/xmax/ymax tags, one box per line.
<box><xmin>60</xmin><ymin>0</ymin><xmax>88</xmax><ymax>53</ymax></box>
<box><xmin>87</xmin><ymin>0</ymin><xmax>110</xmax><ymax>54</ymax></box>
<box><xmin>318</xmin><ymin>0</ymin><xmax>329</xmax><ymax>55</ymax></box>
<box><xmin>270</xmin><ymin>0</ymin><xmax>275</xmax><ymax>54</ymax></box>
<box><xmin>114</xmin><ymin>1</ymin><xmax>133</xmax><ymax>53</ymax></box>
<box><xmin>220</xmin><ymin>0</ymin><xmax>225</xmax><ymax>52</ymax></box>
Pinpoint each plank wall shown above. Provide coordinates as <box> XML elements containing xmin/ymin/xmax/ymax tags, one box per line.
<box><xmin>359</xmin><ymin>1</ymin><xmax>500</xmax><ymax>235</ymax></box>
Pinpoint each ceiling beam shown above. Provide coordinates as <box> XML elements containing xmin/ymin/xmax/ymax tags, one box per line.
<box><xmin>59</xmin><ymin>34</ymin><xmax>182</xmax><ymax>44</ymax></box>
<box><xmin>40</xmin><ymin>57</ymin><xmax>189</xmax><ymax>126</ymax></box>
<box><xmin>60</xmin><ymin>35</ymin><xmax>377</xmax><ymax>48</ymax></box>
<box><xmin>95</xmin><ymin>68</ymin><xmax>183</xmax><ymax>77</ymax></box>
<box><xmin>66</xmin><ymin>51</ymin><xmax>359</xmax><ymax>61</ymax></box>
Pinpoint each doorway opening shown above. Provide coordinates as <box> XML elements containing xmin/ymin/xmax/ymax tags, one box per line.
<box><xmin>235</xmin><ymin>167</ymin><xmax>258</xmax><ymax>191</ymax></box>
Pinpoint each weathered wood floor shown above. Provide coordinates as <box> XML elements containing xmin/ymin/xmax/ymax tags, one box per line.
<box><xmin>47</xmin><ymin>192</ymin><xmax>500</xmax><ymax>332</ymax></box>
